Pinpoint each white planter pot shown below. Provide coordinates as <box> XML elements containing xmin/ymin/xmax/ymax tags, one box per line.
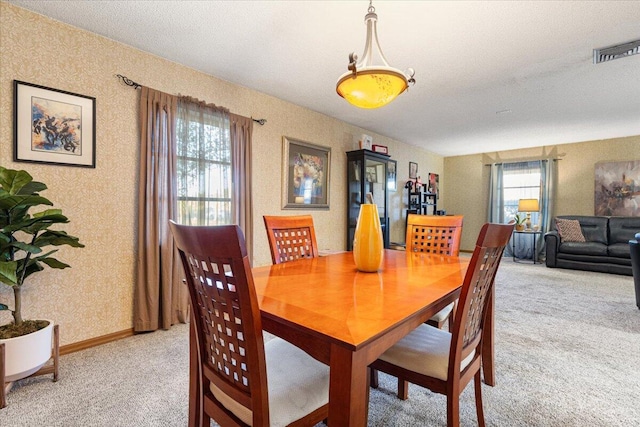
<box><xmin>1</xmin><ymin>320</ymin><xmax>53</xmax><ymax>382</ymax></box>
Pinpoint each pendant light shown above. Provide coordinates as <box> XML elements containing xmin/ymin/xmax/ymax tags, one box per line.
<box><xmin>336</xmin><ymin>1</ymin><xmax>415</xmax><ymax>109</ymax></box>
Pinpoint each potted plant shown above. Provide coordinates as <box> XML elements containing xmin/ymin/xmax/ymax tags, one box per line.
<box><xmin>514</xmin><ymin>214</ymin><xmax>526</xmax><ymax>231</ymax></box>
<box><xmin>0</xmin><ymin>166</ymin><xmax>83</xmax><ymax>382</ymax></box>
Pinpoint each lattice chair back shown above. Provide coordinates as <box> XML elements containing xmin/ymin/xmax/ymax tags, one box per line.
<box><xmin>169</xmin><ymin>222</ymin><xmax>271</xmax><ymax>425</ymax></box>
<box><xmin>406</xmin><ymin>214</ymin><xmax>464</xmax><ymax>256</ymax></box>
<box><xmin>450</xmin><ymin>222</ymin><xmax>514</xmax><ymax>380</ymax></box>
<box><xmin>263</xmin><ymin>215</ymin><xmax>319</xmax><ymax>264</ymax></box>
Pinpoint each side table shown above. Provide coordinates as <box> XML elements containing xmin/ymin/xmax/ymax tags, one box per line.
<box><xmin>512</xmin><ymin>230</ymin><xmax>542</xmax><ymax>264</ymax></box>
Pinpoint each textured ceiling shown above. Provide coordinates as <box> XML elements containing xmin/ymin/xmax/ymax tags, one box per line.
<box><xmin>8</xmin><ymin>0</ymin><xmax>640</xmax><ymax>156</ymax></box>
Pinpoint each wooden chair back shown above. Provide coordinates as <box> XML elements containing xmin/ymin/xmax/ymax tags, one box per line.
<box><xmin>406</xmin><ymin>214</ymin><xmax>464</xmax><ymax>256</ymax></box>
<box><xmin>169</xmin><ymin>221</ymin><xmax>270</xmax><ymax>426</ymax></box>
<box><xmin>263</xmin><ymin>215</ymin><xmax>319</xmax><ymax>264</ymax></box>
<box><xmin>450</xmin><ymin>222</ymin><xmax>514</xmax><ymax>381</ymax></box>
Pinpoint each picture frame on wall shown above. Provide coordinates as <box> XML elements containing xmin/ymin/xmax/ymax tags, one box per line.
<box><xmin>428</xmin><ymin>172</ymin><xmax>439</xmax><ymax>198</ymax></box>
<box><xmin>387</xmin><ymin>160</ymin><xmax>397</xmax><ymax>191</ymax></box>
<box><xmin>282</xmin><ymin>136</ymin><xmax>331</xmax><ymax>209</ymax></box>
<box><xmin>13</xmin><ymin>80</ymin><xmax>96</xmax><ymax>168</ymax></box>
<box><xmin>409</xmin><ymin>161</ymin><xmax>418</xmax><ymax>179</ymax></box>
<box><xmin>595</xmin><ymin>160</ymin><xmax>640</xmax><ymax>216</ymax></box>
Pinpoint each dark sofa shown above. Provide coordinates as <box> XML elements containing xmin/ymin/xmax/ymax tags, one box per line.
<box><xmin>544</xmin><ymin>215</ymin><xmax>640</xmax><ymax>276</ymax></box>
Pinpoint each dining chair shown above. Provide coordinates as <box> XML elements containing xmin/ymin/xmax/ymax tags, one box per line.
<box><xmin>263</xmin><ymin>215</ymin><xmax>319</xmax><ymax>264</ymax></box>
<box><xmin>169</xmin><ymin>221</ymin><xmax>329</xmax><ymax>427</ymax></box>
<box><xmin>369</xmin><ymin>222</ymin><xmax>514</xmax><ymax>427</ymax></box>
<box><xmin>370</xmin><ymin>214</ymin><xmax>464</xmax><ymax>391</ymax></box>
<box><xmin>406</xmin><ymin>214</ymin><xmax>464</xmax><ymax>329</ymax></box>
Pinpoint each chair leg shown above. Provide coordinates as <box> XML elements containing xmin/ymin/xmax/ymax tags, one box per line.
<box><xmin>369</xmin><ymin>367</ymin><xmax>379</xmax><ymax>388</ymax></box>
<box><xmin>474</xmin><ymin>370</ymin><xmax>486</xmax><ymax>427</ymax></box>
<box><xmin>397</xmin><ymin>378</ymin><xmax>409</xmax><ymax>400</ymax></box>
<box><xmin>446</xmin><ymin>392</ymin><xmax>460</xmax><ymax>427</ymax></box>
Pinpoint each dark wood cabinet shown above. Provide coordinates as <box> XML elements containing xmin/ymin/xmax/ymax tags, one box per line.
<box><xmin>346</xmin><ymin>150</ymin><xmax>395</xmax><ymax>250</ymax></box>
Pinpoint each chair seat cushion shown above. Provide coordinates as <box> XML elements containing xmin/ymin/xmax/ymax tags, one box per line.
<box><xmin>429</xmin><ymin>302</ymin><xmax>455</xmax><ymax>323</ymax></box>
<box><xmin>378</xmin><ymin>324</ymin><xmax>473</xmax><ymax>381</ymax></box>
<box><xmin>210</xmin><ymin>337</ymin><xmax>329</xmax><ymax>426</ymax></box>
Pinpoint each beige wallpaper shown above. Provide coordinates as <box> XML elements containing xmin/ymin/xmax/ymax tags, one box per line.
<box><xmin>444</xmin><ymin>136</ymin><xmax>640</xmax><ymax>251</ymax></box>
<box><xmin>0</xmin><ymin>2</ymin><xmax>442</xmax><ymax>345</ymax></box>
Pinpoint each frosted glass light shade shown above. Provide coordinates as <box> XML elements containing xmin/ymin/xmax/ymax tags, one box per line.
<box><xmin>336</xmin><ymin>2</ymin><xmax>414</xmax><ymax>109</ymax></box>
<box><xmin>336</xmin><ymin>68</ymin><xmax>409</xmax><ymax>109</ymax></box>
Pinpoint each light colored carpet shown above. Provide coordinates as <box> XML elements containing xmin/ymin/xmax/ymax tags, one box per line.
<box><xmin>3</xmin><ymin>258</ymin><xmax>639</xmax><ymax>426</ymax></box>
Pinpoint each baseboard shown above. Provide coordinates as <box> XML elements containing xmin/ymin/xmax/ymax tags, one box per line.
<box><xmin>60</xmin><ymin>328</ymin><xmax>134</xmax><ymax>356</ymax></box>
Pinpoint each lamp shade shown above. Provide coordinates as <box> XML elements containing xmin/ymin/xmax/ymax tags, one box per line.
<box><xmin>336</xmin><ymin>2</ymin><xmax>414</xmax><ymax>109</ymax></box>
<box><xmin>336</xmin><ymin>68</ymin><xmax>409</xmax><ymax>109</ymax></box>
<box><xmin>518</xmin><ymin>199</ymin><xmax>540</xmax><ymax>212</ymax></box>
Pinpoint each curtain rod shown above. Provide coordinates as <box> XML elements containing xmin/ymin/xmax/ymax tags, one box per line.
<box><xmin>115</xmin><ymin>74</ymin><xmax>267</xmax><ymax>125</ymax></box>
<box><xmin>484</xmin><ymin>158</ymin><xmax>562</xmax><ymax>166</ymax></box>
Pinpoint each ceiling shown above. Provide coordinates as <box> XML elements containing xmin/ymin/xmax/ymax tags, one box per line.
<box><xmin>8</xmin><ymin>0</ymin><xmax>640</xmax><ymax>157</ymax></box>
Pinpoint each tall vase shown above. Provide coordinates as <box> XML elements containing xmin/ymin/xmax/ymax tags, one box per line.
<box><xmin>353</xmin><ymin>204</ymin><xmax>384</xmax><ymax>272</ymax></box>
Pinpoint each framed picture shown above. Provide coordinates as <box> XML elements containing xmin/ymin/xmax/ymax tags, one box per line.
<box><xmin>409</xmin><ymin>161</ymin><xmax>418</xmax><ymax>179</ymax></box>
<box><xmin>428</xmin><ymin>173</ymin><xmax>439</xmax><ymax>198</ymax></box>
<box><xmin>282</xmin><ymin>136</ymin><xmax>331</xmax><ymax>209</ymax></box>
<box><xmin>366</xmin><ymin>166</ymin><xmax>378</xmax><ymax>183</ymax></box>
<box><xmin>14</xmin><ymin>80</ymin><xmax>96</xmax><ymax>168</ymax></box>
<box><xmin>595</xmin><ymin>160</ymin><xmax>640</xmax><ymax>216</ymax></box>
<box><xmin>387</xmin><ymin>160</ymin><xmax>397</xmax><ymax>191</ymax></box>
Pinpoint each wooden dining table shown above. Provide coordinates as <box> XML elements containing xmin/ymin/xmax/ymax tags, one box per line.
<box><xmin>251</xmin><ymin>249</ymin><xmax>471</xmax><ymax>427</ymax></box>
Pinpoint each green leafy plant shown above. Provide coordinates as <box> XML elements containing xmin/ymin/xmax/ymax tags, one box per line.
<box><xmin>514</xmin><ymin>213</ymin><xmax>526</xmax><ymax>225</ymax></box>
<box><xmin>0</xmin><ymin>166</ymin><xmax>84</xmax><ymax>338</ymax></box>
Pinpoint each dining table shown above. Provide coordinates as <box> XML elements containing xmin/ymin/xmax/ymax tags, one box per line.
<box><xmin>251</xmin><ymin>249</ymin><xmax>474</xmax><ymax>427</ymax></box>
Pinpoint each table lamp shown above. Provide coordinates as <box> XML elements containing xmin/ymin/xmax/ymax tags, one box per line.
<box><xmin>518</xmin><ymin>199</ymin><xmax>540</xmax><ymax>231</ymax></box>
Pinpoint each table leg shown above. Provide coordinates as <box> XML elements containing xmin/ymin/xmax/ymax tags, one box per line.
<box><xmin>327</xmin><ymin>344</ymin><xmax>369</xmax><ymax>427</ymax></box>
<box><xmin>189</xmin><ymin>312</ymin><xmax>200</xmax><ymax>427</ymax></box>
<box><xmin>482</xmin><ymin>286</ymin><xmax>495</xmax><ymax>386</ymax></box>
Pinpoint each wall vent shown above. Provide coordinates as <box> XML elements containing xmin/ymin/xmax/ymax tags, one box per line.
<box><xmin>593</xmin><ymin>39</ymin><xmax>640</xmax><ymax>64</ymax></box>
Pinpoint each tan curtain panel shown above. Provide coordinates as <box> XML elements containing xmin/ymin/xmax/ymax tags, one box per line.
<box><xmin>134</xmin><ymin>86</ymin><xmax>189</xmax><ymax>332</ymax></box>
<box><xmin>230</xmin><ymin>114</ymin><xmax>254</xmax><ymax>261</ymax></box>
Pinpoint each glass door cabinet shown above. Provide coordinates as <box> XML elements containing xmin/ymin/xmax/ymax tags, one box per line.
<box><xmin>346</xmin><ymin>150</ymin><xmax>395</xmax><ymax>250</ymax></box>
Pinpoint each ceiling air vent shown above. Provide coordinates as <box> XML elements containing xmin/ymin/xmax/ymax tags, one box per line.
<box><xmin>593</xmin><ymin>39</ymin><xmax>640</xmax><ymax>64</ymax></box>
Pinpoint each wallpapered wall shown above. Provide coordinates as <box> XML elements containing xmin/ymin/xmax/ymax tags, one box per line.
<box><xmin>0</xmin><ymin>3</ymin><xmax>443</xmax><ymax>345</ymax></box>
<box><xmin>443</xmin><ymin>135</ymin><xmax>640</xmax><ymax>251</ymax></box>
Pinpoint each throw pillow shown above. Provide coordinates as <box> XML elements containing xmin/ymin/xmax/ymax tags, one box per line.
<box><xmin>556</xmin><ymin>219</ymin><xmax>586</xmax><ymax>242</ymax></box>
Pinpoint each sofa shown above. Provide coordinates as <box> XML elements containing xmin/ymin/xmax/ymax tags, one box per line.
<box><xmin>544</xmin><ymin>215</ymin><xmax>640</xmax><ymax>276</ymax></box>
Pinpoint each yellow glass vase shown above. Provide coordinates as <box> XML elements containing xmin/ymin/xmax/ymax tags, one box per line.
<box><xmin>353</xmin><ymin>203</ymin><xmax>384</xmax><ymax>272</ymax></box>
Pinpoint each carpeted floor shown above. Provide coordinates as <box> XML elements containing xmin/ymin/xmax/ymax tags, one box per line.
<box><xmin>3</xmin><ymin>258</ymin><xmax>640</xmax><ymax>426</ymax></box>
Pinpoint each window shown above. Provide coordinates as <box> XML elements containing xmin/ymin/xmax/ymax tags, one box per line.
<box><xmin>176</xmin><ymin>102</ymin><xmax>232</xmax><ymax>226</ymax></box>
<box><xmin>502</xmin><ymin>161</ymin><xmax>542</xmax><ymax>225</ymax></box>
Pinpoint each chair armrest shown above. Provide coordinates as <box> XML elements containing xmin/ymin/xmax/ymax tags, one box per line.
<box><xmin>544</xmin><ymin>230</ymin><xmax>560</xmax><ymax>267</ymax></box>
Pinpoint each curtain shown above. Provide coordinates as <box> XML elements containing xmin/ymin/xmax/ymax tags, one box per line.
<box><xmin>487</xmin><ymin>163</ymin><xmax>505</xmax><ymax>224</ymax></box>
<box><xmin>538</xmin><ymin>159</ymin><xmax>557</xmax><ymax>260</ymax></box>
<box><xmin>134</xmin><ymin>87</ymin><xmax>189</xmax><ymax>332</ymax></box>
<box><xmin>230</xmin><ymin>114</ymin><xmax>254</xmax><ymax>261</ymax></box>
